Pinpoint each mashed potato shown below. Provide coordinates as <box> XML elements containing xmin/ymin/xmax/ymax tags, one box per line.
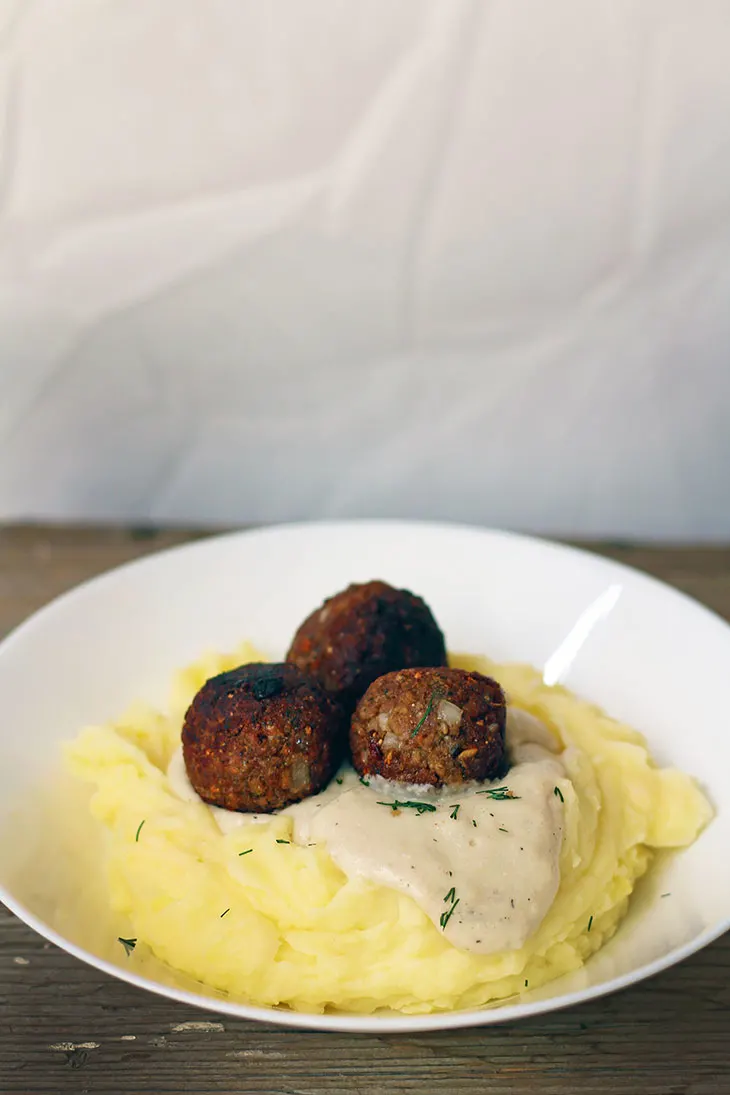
<box><xmin>65</xmin><ymin>644</ymin><xmax>712</xmax><ymax>1014</ymax></box>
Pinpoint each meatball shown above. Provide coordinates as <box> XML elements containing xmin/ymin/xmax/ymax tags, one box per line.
<box><xmin>350</xmin><ymin>667</ymin><xmax>507</xmax><ymax>787</ymax></box>
<box><xmin>182</xmin><ymin>662</ymin><xmax>341</xmax><ymax>812</ymax></box>
<box><xmin>286</xmin><ymin>580</ymin><xmax>447</xmax><ymax>716</ymax></box>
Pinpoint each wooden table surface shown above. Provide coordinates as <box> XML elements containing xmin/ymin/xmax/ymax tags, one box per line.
<box><xmin>1</xmin><ymin>526</ymin><xmax>728</xmax><ymax>1095</ymax></box>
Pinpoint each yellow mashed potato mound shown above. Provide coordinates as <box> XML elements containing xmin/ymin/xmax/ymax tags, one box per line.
<box><xmin>65</xmin><ymin>644</ymin><xmax>712</xmax><ymax>1014</ymax></box>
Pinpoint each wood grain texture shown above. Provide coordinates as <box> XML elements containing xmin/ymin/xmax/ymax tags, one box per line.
<box><xmin>1</xmin><ymin>525</ymin><xmax>728</xmax><ymax>1095</ymax></box>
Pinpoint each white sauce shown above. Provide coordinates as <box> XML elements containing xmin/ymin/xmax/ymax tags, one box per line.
<box><xmin>167</xmin><ymin>707</ymin><xmax>566</xmax><ymax>954</ymax></box>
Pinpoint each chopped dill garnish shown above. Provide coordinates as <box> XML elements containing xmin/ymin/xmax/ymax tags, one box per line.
<box><xmin>359</xmin><ymin>776</ymin><xmax>370</xmax><ymax>787</ymax></box>
<box><xmin>440</xmin><ymin>886</ymin><xmax>460</xmax><ymax>930</ymax></box>
<box><xmin>554</xmin><ymin>786</ymin><xmax>564</xmax><ymax>803</ymax></box>
<box><xmin>661</xmin><ymin>892</ymin><xmax>671</xmax><ymax>898</ymax></box>
<box><xmin>411</xmin><ymin>689</ymin><xmax>440</xmax><ymax>737</ymax></box>
<box><xmin>276</xmin><ymin>839</ymin><xmax>290</xmax><ymax>844</ymax></box>
<box><xmin>449</xmin><ymin>805</ymin><xmax>460</xmax><ymax>820</ymax></box>
<box><xmin>498</xmin><ymin>826</ymin><xmax>509</xmax><ymax>833</ymax></box>
<box><xmin>587</xmin><ymin>915</ymin><xmax>593</xmax><ymax>932</ymax></box>
<box><xmin>476</xmin><ymin>786</ymin><xmax>520</xmax><ymax>801</ymax></box>
<box><xmin>118</xmin><ymin>937</ymin><xmax>136</xmax><ymax>957</ymax></box>
<box><xmin>439</xmin><ymin>898</ymin><xmax>460</xmax><ymax>930</ymax></box>
<box><xmin>377</xmin><ymin>800</ymin><xmax>437</xmax><ymax>815</ymax></box>
<box><xmin>135</xmin><ymin>820</ymin><xmax>145</xmax><ymax>842</ymax></box>
<box><xmin>472</xmin><ymin>819</ymin><xmax>477</xmax><ymax>828</ymax></box>
<box><xmin>335</xmin><ymin>778</ymin><xmax>343</xmax><ymax>785</ymax></box>
<box><xmin>238</xmin><ymin>849</ymin><xmax>253</xmax><ymax>857</ymax></box>
<box><xmin>220</xmin><ymin>908</ymin><xmax>230</xmax><ymax>918</ymax></box>
<box><xmin>524</xmin><ymin>979</ymin><xmax>529</xmax><ymax>988</ymax></box>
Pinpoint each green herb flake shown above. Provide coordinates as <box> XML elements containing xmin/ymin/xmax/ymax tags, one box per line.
<box><xmin>238</xmin><ymin>849</ymin><xmax>253</xmax><ymax>857</ymax></box>
<box><xmin>661</xmin><ymin>892</ymin><xmax>671</xmax><ymax>898</ymax></box>
<box><xmin>134</xmin><ymin>820</ymin><xmax>145</xmax><ymax>842</ymax></box>
<box><xmin>118</xmin><ymin>937</ymin><xmax>137</xmax><ymax>957</ymax></box>
<box><xmin>377</xmin><ymin>799</ymin><xmax>437</xmax><ymax>816</ymax></box>
<box><xmin>410</xmin><ymin>689</ymin><xmax>441</xmax><ymax>738</ymax></box>
<box><xmin>524</xmin><ymin>979</ymin><xmax>529</xmax><ymax>988</ymax></box>
<box><xmin>335</xmin><ymin>778</ymin><xmax>343</xmax><ymax>785</ymax></box>
<box><xmin>449</xmin><ymin>805</ymin><xmax>460</xmax><ymax>820</ymax></box>
<box><xmin>476</xmin><ymin>786</ymin><xmax>520</xmax><ymax>801</ymax></box>
<box><xmin>359</xmin><ymin>776</ymin><xmax>370</xmax><ymax>787</ymax></box>
<box><xmin>554</xmin><ymin>786</ymin><xmax>564</xmax><ymax>803</ymax></box>
<box><xmin>472</xmin><ymin>819</ymin><xmax>478</xmax><ymax>828</ymax></box>
<box><xmin>440</xmin><ymin>886</ymin><xmax>460</xmax><ymax>930</ymax></box>
<box><xmin>439</xmin><ymin>898</ymin><xmax>460</xmax><ymax>931</ymax></box>
<box><xmin>587</xmin><ymin>915</ymin><xmax>593</xmax><ymax>932</ymax></box>
<box><xmin>220</xmin><ymin>908</ymin><xmax>230</xmax><ymax>918</ymax></box>
<box><xmin>498</xmin><ymin>827</ymin><xmax>509</xmax><ymax>833</ymax></box>
<box><xmin>276</xmin><ymin>839</ymin><xmax>290</xmax><ymax>845</ymax></box>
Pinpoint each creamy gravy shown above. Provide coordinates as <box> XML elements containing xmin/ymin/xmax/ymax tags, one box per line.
<box><xmin>167</xmin><ymin>708</ymin><xmax>566</xmax><ymax>954</ymax></box>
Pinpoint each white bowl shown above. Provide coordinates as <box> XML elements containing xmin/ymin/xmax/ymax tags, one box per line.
<box><xmin>0</xmin><ymin>520</ymin><xmax>728</xmax><ymax>1033</ymax></box>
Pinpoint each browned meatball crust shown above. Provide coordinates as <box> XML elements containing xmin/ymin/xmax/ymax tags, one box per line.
<box><xmin>182</xmin><ymin>662</ymin><xmax>341</xmax><ymax>812</ymax></box>
<box><xmin>350</xmin><ymin>667</ymin><xmax>507</xmax><ymax>787</ymax></box>
<box><xmin>286</xmin><ymin>580</ymin><xmax>447</xmax><ymax>716</ymax></box>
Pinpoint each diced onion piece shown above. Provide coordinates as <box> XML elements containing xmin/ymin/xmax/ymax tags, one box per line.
<box><xmin>382</xmin><ymin>731</ymin><xmax>402</xmax><ymax>752</ymax></box>
<box><xmin>290</xmin><ymin>759</ymin><xmax>311</xmax><ymax>790</ymax></box>
<box><xmin>437</xmin><ymin>699</ymin><xmax>463</xmax><ymax>728</ymax></box>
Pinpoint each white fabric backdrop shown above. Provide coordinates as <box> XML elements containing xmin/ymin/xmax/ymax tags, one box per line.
<box><xmin>0</xmin><ymin>0</ymin><xmax>729</xmax><ymax>537</ymax></box>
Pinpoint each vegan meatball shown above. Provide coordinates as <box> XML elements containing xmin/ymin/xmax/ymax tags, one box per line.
<box><xmin>286</xmin><ymin>580</ymin><xmax>447</xmax><ymax>716</ymax></box>
<box><xmin>182</xmin><ymin>662</ymin><xmax>341</xmax><ymax>813</ymax></box>
<box><xmin>350</xmin><ymin>666</ymin><xmax>507</xmax><ymax>787</ymax></box>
